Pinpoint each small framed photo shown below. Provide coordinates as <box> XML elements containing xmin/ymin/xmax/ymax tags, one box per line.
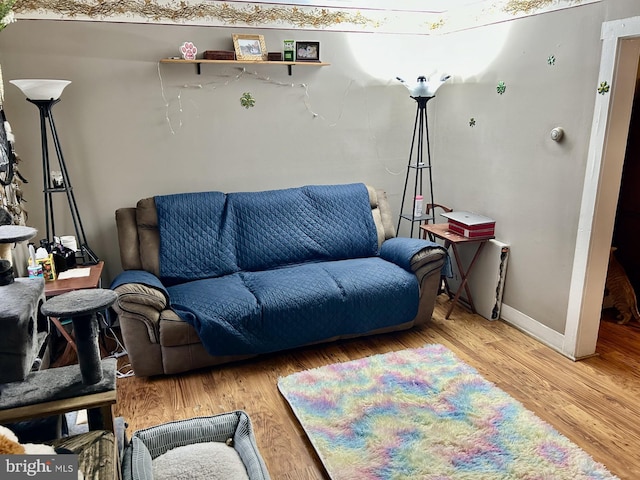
<box><xmin>232</xmin><ymin>34</ymin><xmax>267</xmax><ymax>61</ymax></box>
<box><xmin>295</xmin><ymin>41</ymin><xmax>320</xmax><ymax>62</ymax></box>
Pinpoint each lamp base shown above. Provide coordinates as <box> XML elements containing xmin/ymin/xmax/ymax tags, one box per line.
<box><xmin>78</xmin><ymin>244</ymin><xmax>99</xmax><ymax>266</ymax></box>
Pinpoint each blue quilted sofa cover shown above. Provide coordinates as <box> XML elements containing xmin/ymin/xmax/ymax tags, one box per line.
<box><xmin>112</xmin><ymin>183</ymin><xmax>445</xmax><ymax>358</ymax></box>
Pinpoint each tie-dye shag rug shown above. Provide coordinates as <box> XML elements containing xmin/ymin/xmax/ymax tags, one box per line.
<box><xmin>277</xmin><ymin>344</ymin><xmax>618</xmax><ymax>480</ymax></box>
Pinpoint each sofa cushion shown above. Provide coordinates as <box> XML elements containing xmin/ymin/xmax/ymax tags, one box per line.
<box><xmin>155</xmin><ymin>191</ymin><xmax>238</xmax><ymax>285</ymax></box>
<box><xmin>159</xmin><ymin>310</ymin><xmax>202</xmax><ymax>347</ymax></box>
<box><xmin>166</xmin><ymin>273</ymin><xmax>259</xmax><ymax>351</ymax></box>
<box><xmin>227</xmin><ymin>183</ymin><xmax>379</xmax><ymax>272</ymax></box>
<box><xmin>243</xmin><ymin>258</ymin><xmax>419</xmax><ymax>337</ymax></box>
<box><xmin>155</xmin><ymin>184</ymin><xmax>378</xmax><ymax>285</ymax></box>
<box><xmin>167</xmin><ymin>258</ymin><xmax>418</xmax><ymax>356</ymax></box>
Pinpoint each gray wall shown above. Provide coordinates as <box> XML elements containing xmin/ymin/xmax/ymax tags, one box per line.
<box><xmin>0</xmin><ymin>0</ymin><xmax>639</xmax><ymax>336</ymax></box>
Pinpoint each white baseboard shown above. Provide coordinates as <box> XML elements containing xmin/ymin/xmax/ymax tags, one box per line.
<box><xmin>500</xmin><ymin>304</ymin><xmax>573</xmax><ymax>360</ymax></box>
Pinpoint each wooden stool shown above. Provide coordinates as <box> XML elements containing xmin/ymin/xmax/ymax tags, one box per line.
<box><xmin>42</xmin><ymin>289</ymin><xmax>117</xmax><ymax>385</ymax></box>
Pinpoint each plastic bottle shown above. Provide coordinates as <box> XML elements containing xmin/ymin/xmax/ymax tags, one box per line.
<box><xmin>414</xmin><ymin>195</ymin><xmax>424</xmax><ymax>218</ymax></box>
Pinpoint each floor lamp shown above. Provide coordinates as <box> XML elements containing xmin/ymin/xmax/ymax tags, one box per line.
<box><xmin>10</xmin><ymin>79</ymin><xmax>98</xmax><ymax>264</ymax></box>
<box><xmin>396</xmin><ymin>74</ymin><xmax>450</xmax><ymax>238</ymax></box>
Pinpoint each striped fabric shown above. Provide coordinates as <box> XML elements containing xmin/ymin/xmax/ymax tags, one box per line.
<box><xmin>131</xmin><ymin>437</ymin><xmax>153</xmax><ymax>480</ymax></box>
<box><xmin>122</xmin><ymin>411</ymin><xmax>270</xmax><ymax>480</ymax></box>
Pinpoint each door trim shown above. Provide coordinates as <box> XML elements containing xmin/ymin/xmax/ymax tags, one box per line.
<box><xmin>564</xmin><ymin>16</ymin><xmax>640</xmax><ymax>358</ymax></box>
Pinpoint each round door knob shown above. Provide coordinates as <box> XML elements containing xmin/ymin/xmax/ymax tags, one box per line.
<box><xmin>550</xmin><ymin>127</ymin><xmax>564</xmax><ymax>142</ymax></box>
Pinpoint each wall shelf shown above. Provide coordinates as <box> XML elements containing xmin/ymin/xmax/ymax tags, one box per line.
<box><xmin>159</xmin><ymin>58</ymin><xmax>330</xmax><ymax>76</ymax></box>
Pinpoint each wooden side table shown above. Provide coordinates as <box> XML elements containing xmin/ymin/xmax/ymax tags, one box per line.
<box><xmin>45</xmin><ymin>261</ymin><xmax>104</xmax><ymax>297</ymax></box>
<box><xmin>420</xmin><ymin>223</ymin><xmax>494</xmax><ymax>319</ymax></box>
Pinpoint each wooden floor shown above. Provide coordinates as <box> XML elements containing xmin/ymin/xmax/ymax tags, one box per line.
<box><xmin>113</xmin><ymin>297</ymin><xmax>640</xmax><ymax>479</ymax></box>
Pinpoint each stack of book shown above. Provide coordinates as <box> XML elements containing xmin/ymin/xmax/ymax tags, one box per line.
<box><xmin>441</xmin><ymin>211</ymin><xmax>495</xmax><ymax>238</ymax></box>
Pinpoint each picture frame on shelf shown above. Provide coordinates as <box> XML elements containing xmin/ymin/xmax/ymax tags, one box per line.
<box><xmin>295</xmin><ymin>41</ymin><xmax>320</xmax><ymax>62</ymax></box>
<box><xmin>283</xmin><ymin>40</ymin><xmax>295</xmax><ymax>61</ymax></box>
<box><xmin>232</xmin><ymin>34</ymin><xmax>267</xmax><ymax>61</ymax></box>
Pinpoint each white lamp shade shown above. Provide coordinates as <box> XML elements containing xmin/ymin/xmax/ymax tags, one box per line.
<box><xmin>9</xmin><ymin>79</ymin><xmax>71</xmax><ymax>100</ymax></box>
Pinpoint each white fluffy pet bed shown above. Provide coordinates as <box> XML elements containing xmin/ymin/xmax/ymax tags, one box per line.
<box><xmin>121</xmin><ymin>411</ymin><xmax>270</xmax><ymax>480</ymax></box>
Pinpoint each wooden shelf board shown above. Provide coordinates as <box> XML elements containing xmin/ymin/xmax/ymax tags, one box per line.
<box><xmin>160</xmin><ymin>58</ymin><xmax>330</xmax><ymax>67</ymax></box>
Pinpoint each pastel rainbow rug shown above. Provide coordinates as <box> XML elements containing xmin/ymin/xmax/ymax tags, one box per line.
<box><xmin>277</xmin><ymin>344</ymin><xmax>618</xmax><ymax>480</ymax></box>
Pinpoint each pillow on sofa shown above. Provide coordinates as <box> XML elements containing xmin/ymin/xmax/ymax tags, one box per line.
<box><xmin>152</xmin><ymin>442</ymin><xmax>249</xmax><ymax>480</ymax></box>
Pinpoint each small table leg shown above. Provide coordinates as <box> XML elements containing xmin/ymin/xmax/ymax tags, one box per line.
<box><xmin>446</xmin><ymin>241</ymin><xmax>487</xmax><ymax>319</ymax></box>
<box><xmin>441</xmin><ymin>239</ymin><xmax>452</xmax><ymax>296</ymax></box>
<box><xmin>50</xmin><ymin>317</ymin><xmax>78</xmax><ymax>352</ymax></box>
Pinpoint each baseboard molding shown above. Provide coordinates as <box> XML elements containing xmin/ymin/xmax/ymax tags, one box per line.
<box><xmin>500</xmin><ymin>304</ymin><xmax>573</xmax><ymax>359</ymax></box>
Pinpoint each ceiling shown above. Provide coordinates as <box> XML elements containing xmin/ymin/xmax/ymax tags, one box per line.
<box><xmin>16</xmin><ymin>0</ymin><xmax>601</xmax><ymax>33</ymax></box>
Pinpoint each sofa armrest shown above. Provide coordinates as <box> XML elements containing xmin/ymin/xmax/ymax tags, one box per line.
<box><xmin>110</xmin><ymin>270</ymin><xmax>169</xmax><ymax>301</ymax></box>
<box><xmin>112</xmin><ymin>282</ymin><xmax>167</xmax><ymax>312</ymax></box>
<box><xmin>110</xmin><ymin>270</ymin><xmax>170</xmax><ymax>344</ymax></box>
<box><xmin>380</xmin><ymin>237</ymin><xmax>449</xmax><ymax>275</ymax></box>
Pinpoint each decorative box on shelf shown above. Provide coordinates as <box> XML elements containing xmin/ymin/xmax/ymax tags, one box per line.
<box><xmin>202</xmin><ymin>50</ymin><xmax>235</xmax><ymax>60</ymax></box>
<box><xmin>441</xmin><ymin>211</ymin><xmax>495</xmax><ymax>238</ymax></box>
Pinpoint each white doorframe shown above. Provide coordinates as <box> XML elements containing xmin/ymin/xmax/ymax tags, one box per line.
<box><xmin>564</xmin><ymin>16</ymin><xmax>640</xmax><ymax>359</ymax></box>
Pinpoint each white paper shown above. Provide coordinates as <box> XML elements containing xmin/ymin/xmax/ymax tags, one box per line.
<box><xmin>57</xmin><ymin>268</ymin><xmax>91</xmax><ymax>280</ymax></box>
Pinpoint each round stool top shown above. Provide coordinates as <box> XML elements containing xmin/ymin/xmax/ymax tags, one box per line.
<box><xmin>42</xmin><ymin>288</ymin><xmax>117</xmax><ymax>318</ymax></box>
<box><xmin>0</xmin><ymin>225</ymin><xmax>37</xmax><ymax>244</ymax></box>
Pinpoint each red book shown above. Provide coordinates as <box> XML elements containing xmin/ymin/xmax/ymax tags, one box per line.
<box><xmin>448</xmin><ymin>223</ymin><xmax>495</xmax><ymax>238</ymax></box>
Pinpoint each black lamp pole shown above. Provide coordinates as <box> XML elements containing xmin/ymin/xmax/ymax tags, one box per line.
<box><xmin>29</xmin><ymin>98</ymin><xmax>98</xmax><ymax>264</ymax></box>
<box><xmin>397</xmin><ymin>94</ymin><xmax>436</xmax><ymax>238</ymax></box>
